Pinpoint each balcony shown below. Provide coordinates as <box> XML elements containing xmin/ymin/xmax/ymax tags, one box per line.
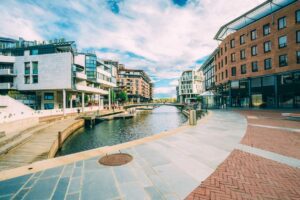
<box><xmin>96</xmin><ymin>78</ymin><xmax>116</xmax><ymax>87</ymax></box>
<box><xmin>76</xmin><ymin>84</ymin><xmax>108</xmax><ymax>95</ymax></box>
<box><xmin>75</xmin><ymin>72</ymin><xmax>87</xmax><ymax>80</ymax></box>
<box><xmin>0</xmin><ymin>69</ymin><xmax>16</xmax><ymax>76</ymax></box>
<box><xmin>0</xmin><ymin>82</ymin><xmax>14</xmax><ymax>90</ymax></box>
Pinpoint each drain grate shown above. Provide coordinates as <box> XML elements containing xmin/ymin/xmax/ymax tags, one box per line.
<box><xmin>99</xmin><ymin>153</ymin><xmax>133</xmax><ymax>166</ymax></box>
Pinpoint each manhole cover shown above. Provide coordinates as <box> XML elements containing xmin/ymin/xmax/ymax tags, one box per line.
<box><xmin>99</xmin><ymin>153</ymin><xmax>133</xmax><ymax>166</ymax></box>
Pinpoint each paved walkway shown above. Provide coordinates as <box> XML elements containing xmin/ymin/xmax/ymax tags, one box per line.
<box><xmin>0</xmin><ymin>111</ymin><xmax>248</xmax><ymax>200</ymax></box>
<box><xmin>187</xmin><ymin>109</ymin><xmax>300</xmax><ymax>200</ymax></box>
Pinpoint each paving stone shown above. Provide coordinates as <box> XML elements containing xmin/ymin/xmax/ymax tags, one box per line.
<box><xmin>72</xmin><ymin>167</ymin><xmax>82</xmax><ymax>178</ymax></box>
<box><xmin>145</xmin><ymin>186</ymin><xmax>164</xmax><ymax>200</ymax></box>
<box><xmin>68</xmin><ymin>177</ymin><xmax>81</xmax><ymax>194</ymax></box>
<box><xmin>52</xmin><ymin>177</ymin><xmax>69</xmax><ymax>200</ymax></box>
<box><xmin>81</xmin><ymin>169</ymin><xmax>119</xmax><ymax>200</ymax></box>
<box><xmin>119</xmin><ymin>182</ymin><xmax>148</xmax><ymax>200</ymax></box>
<box><xmin>40</xmin><ymin>166</ymin><xmax>63</xmax><ymax>179</ymax></box>
<box><xmin>66</xmin><ymin>192</ymin><xmax>80</xmax><ymax>200</ymax></box>
<box><xmin>113</xmin><ymin>165</ymin><xmax>136</xmax><ymax>183</ymax></box>
<box><xmin>0</xmin><ymin>174</ymin><xmax>32</xmax><ymax>196</ymax></box>
<box><xmin>23</xmin><ymin>177</ymin><xmax>59</xmax><ymax>200</ymax></box>
<box><xmin>13</xmin><ymin>188</ymin><xmax>30</xmax><ymax>200</ymax></box>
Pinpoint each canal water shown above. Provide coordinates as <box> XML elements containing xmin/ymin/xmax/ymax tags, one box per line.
<box><xmin>56</xmin><ymin>106</ymin><xmax>187</xmax><ymax>156</ymax></box>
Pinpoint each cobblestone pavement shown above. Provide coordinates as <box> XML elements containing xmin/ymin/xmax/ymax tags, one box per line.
<box><xmin>186</xmin><ymin>109</ymin><xmax>300</xmax><ymax>200</ymax></box>
<box><xmin>186</xmin><ymin>150</ymin><xmax>300</xmax><ymax>200</ymax></box>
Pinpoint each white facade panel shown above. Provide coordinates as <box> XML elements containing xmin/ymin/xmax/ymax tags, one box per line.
<box><xmin>15</xmin><ymin>52</ymin><xmax>73</xmax><ymax>90</ymax></box>
<box><xmin>74</xmin><ymin>54</ymin><xmax>85</xmax><ymax>67</ymax></box>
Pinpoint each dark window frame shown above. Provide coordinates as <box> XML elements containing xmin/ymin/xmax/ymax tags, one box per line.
<box><xmin>279</xmin><ymin>54</ymin><xmax>288</xmax><ymax>67</ymax></box>
<box><xmin>240</xmin><ymin>49</ymin><xmax>246</xmax><ymax>60</ymax></box>
<box><xmin>251</xmin><ymin>61</ymin><xmax>258</xmax><ymax>72</ymax></box>
<box><xmin>231</xmin><ymin>67</ymin><xmax>236</xmax><ymax>76</ymax></box>
<box><xmin>250</xmin><ymin>29</ymin><xmax>257</xmax><ymax>40</ymax></box>
<box><xmin>264</xmin><ymin>41</ymin><xmax>271</xmax><ymax>53</ymax></box>
<box><xmin>230</xmin><ymin>39</ymin><xmax>235</xmax><ymax>48</ymax></box>
<box><xmin>278</xmin><ymin>35</ymin><xmax>287</xmax><ymax>48</ymax></box>
<box><xmin>251</xmin><ymin>45</ymin><xmax>257</xmax><ymax>56</ymax></box>
<box><xmin>263</xmin><ymin>23</ymin><xmax>270</xmax><ymax>36</ymax></box>
<box><xmin>241</xmin><ymin>64</ymin><xmax>247</xmax><ymax>74</ymax></box>
<box><xmin>264</xmin><ymin>58</ymin><xmax>272</xmax><ymax>70</ymax></box>
<box><xmin>297</xmin><ymin>51</ymin><xmax>300</xmax><ymax>64</ymax></box>
<box><xmin>296</xmin><ymin>10</ymin><xmax>300</xmax><ymax>24</ymax></box>
<box><xmin>240</xmin><ymin>34</ymin><xmax>245</xmax><ymax>45</ymax></box>
<box><xmin>297</xmin><ymin>30</ymin><xmax>300</xmax><ymax>43</ymax></box>
<box><xmin>278</xmin><ymin>16</ymin><xmax>286</xmax><ymax>30</ymax></box>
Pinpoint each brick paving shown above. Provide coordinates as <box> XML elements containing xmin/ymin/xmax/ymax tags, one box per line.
<box><xmin>186</xmin><ymin>150</ymin><xmax>300</xmax><ymax>200</ymax></box>
<box><xmin>186</xmin><ymin>110</ymin><xmax>300</xmax><ymax>200</ymax></box>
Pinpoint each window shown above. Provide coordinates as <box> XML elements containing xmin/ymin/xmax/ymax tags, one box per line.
<box><xmin>231</xmin><ymin>67</ymin><xmax>236</xmax><ymax>76</ymax></box>
<box><xmin>240</xmin><ymin>34</ymin><xmax>245</xmax><ymax>44</ymax></box>
<box><xmin>264</xmin><ymin>58</ymin><xmax>272</xmax><ymax>70</ymax></box>
<box><xmin>221</xmin><ymin>48</ymin><xmax>223</xmax><ymax>55</ymax></box>
<box><xmin>32</xmin><ymin>62</ymin><xmax>38</xmax><ymax>74</ymax></box>
<box><xmin>297</xmin><ymin>30</ymin><xmax>300</xmax><ymax>43</ymax></box>
<box><xmin>241</xmin><ymin>64</ymin><xmax>247</xmax><ymax>74</ymax></box>
<box><xmin>240</xmin><ymin>49</ymin><xmax>246</xmax><ymax>60</ymax></box>
<box><xmin>264</xmin><ymin>41</ymin><xmax>271</xmax><ymax>52</ymax></box>
<box><xmin>225</xmin><ymin>44</ymin><xmax>227</xmax><ymax>52</ymax></box>
<box><xmin>44</xmin><ymin>93</ymin><xmax>54</xmax><ymax>100</ymax></box>
<box><xmin>230</xmin><ymin>39</ymin><xmax>235</xmax><ymax>48</ymax></box>
<box><xmin>296</xmin><ymin>10</ymin><xmax>300</xmax><ymax>23</ymax></box>
<box><xmin>278</xmin><ymin>35</ymin><xmax>287</xmax><ymax>48</ymax></box>
<box><xmin>24</xmin><ymin>76</ymin><xmax>30</xmax><ymax>84</ymax></box>
<box><xmin>225</xmin><ymin>70</ymin><xmax>228</xmax><ymax>78</ymax></box>
<box><xmin>44</xmin><ymin>103</ymin><xmax>54</xmax><ymax>110</ymax></box>
<box><xmin>279</xmin><ymin>54</ymin><xmax>288</xmax><ymax>67</ymax></box>
<box><xmin>32</xmin><ymin>75</ymin><xmax>38</xmax><ymax>84</ymax></box>
<box><xmin>225</xmin><ymin>56</ymin><xmax>227</xmax><ymax>65</ymax></box>
<box><xmin>30</xmin><ymin>49</ymin><xmax>38</xmax><ymax>55</ymax></box>
<box><xmin>263</xmin><ymin>23</ymin><xmax>270</xmax><ymax>35</ymax></box>
<box><xmin>278</xmin><ymin>17</ymin><xmax>286</xmax><ymax>30</ymax></box>
<box><xmin>251</xmin><ymin>29</ymin><xmax>257</xmax><ymax>40</ymax></box>
<box><xmin>252</xmin><ymin>61</ymin><xmax>258</xmax><ymax>72</ymax></box>
<box><xmin>231</xmin><ymin>53</ymin><xmax>236</xmax><ymax>62</ymax></box>
<box><xmin>251</xmin><ymin>45</ymin><xmax>257</xmax><ymax>56</ymax></box>
<box><xmin>297</xmin><ymin>51</ymin><xmax>300</xmax><ymax>64</ymax></box>
<box><xmin>24</xmin><ymin>62</ymin><xmax>30</xmax><ymax>75</ymax></box>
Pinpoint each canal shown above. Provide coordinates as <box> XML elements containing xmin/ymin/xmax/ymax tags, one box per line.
<box><xmin>56</xmin><ymin>105</ymin><xmax>187</xmax><ymax>156</ymax></box>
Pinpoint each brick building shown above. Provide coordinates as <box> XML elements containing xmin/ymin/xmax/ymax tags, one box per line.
<box><xmin>212</xmin><ymin>0</ymin><xmax>300</xmax><ymax>108</ymax></box>
<box><xmin>117</xmin><ymin>68</ymin><xmax>153</xmax><ymax>103</ymax></box>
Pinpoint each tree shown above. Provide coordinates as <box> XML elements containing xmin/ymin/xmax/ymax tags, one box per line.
<box><xmin>110</xmin><ymin>89</ymin><xmax>116</xmax><ymax>103</ymax></box>
<box><xmin>116</xmin><ymin>90</ymin><xmax>128</xmax><ymax>103</ymax></box>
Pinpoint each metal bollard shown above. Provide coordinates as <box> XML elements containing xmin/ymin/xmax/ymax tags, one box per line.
<box><xmin>58</xmin><ymin>131</ymin><xmax>62</xmax><ymax>149</ymax></box>
<box><xmin>189</xmin><ymin>110</ymin><xmax>197</xmax><ymax>126</ymax></box>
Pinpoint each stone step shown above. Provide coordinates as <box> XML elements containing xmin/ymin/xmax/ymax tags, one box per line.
<box><xmin>0</xmin><ymin>132</ymin><xmax>5</xmax><ymax>139</ymax></box>
<box><xmin>0</xmin><ymin>133</ymin><xmax>32</xmax><ymax>155</ymax></box>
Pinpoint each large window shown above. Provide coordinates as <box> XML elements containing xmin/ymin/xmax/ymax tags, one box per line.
<box><xmin>296</xmin><ymin>10</ymin><xmax>300</xmax><ymax>23</ymax></box>
<box><xmin>231</xmin><ymin>67</ymin><xmax>236</xmax><ymax>76</ymax></box>
<box><xmin>24</xmin><ymin>76</ymin><xmax>30</xmax><ymax>84</ymax></box>
<box><xmin>297</xmin><ymin>30</ymin><xmax>300</xmax><ymax>43</ymax></box>
<box><xmin>230</xmin><ymin>39</ymin><xmax>235</xmax><ymax>48</ymax></box>
<box><xmin>30</xmin><ymin>49</ymin><xmax>38</xmax><ymax>55</ymax></box>
<box><xmin>44</xmin><ymin>103</ymin><xmax>54</xmax><ymax>110</ymax></box>
<box><xmin>264</xmin><ymin>41</ymin><xmax>271</xmax><ymax>52</ymax></box>
<box><xmin>250</xmin><ymin>30</ymin><xmax>257</xmax><ymax>40</ymax></box>
<box><xmin>32</xmin><ymin>62</ymin><xmax>38</xmax><ymax>74</ymax></box>
<box><xmin>241</xmin><ymin>64</ymin><xmax>247</xmax><ymax>74</ymax></box>
<box><xmin>240</xmin><ymin>34</ymin><xmax>245</xmax><ymax>44</ymax></box>
<box><xmin>44</xmin><ymin>92</ymin><xmax>54</xmax><ymax>100</ymax></box>
<box><xmin>251</xmin><ymin>45</ymin><xmax>257</xmax><ymax>56</ymax></box>
<box><xmin>297</xmin><ymin>51</ymin><xmax>300</xmax><ymax>64</ymax></box>
<box><xmin>24</xmin><ymin>62</ymin><xmax>30</xmax><ymax>75</ymax></box>
<box><xmin>252</xmin><ymin>61</ymin><xmax>258</xmax><ymax>72</ymax></box>
<box><xmin>264</xmin><ymin>58</ymin><xmax>272</xmax><ymax>70</ymax></box>
<box><xmin>231</xmin><ymin>53</ymin><xmax>236</xmax><ymax>62</ymax></box>
<box><xmin>32</xmin><ymin>75</ymin><xmax>38</xmax><ymax>84</ymax></box>
<box><xmin>278</xmin><ymin>35</ymin><xmax>287</xmax><ymax>48</ymax></box>
<box><xmin>263</xmin><ymin>23</ymin><xmax>270</xmax><ymax>35</ymax></box>
<box><xmin>279</xmin><ymin>54</ymin><xmax>288</xmax><ymax>67</ymax></box>
<box><xmin>278</xmin><ymin>16</ymin><xmax>286</xmax><ymax>30</ymax></box>
<box><xmin>240</xmin><ymin>49</ymin><xmax>246</xmax><ymax>60</ymax></box>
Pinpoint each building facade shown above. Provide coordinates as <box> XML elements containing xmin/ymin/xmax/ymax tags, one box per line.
<box><xmin>178</xmin><ymin>70</ymin><xmax>204</xmax><ymax>104</ymax></box>
<box><xmin>0</xmin><ymin>38</ymin><xmax>116</xmax><ymax>112</ymax></box>
<box><xmin>213</xmin><ymin>0</ymin><xmax>300</xmax><ymax>108</ymax></box>
<box><xmin>117</xmin><ymin>68</ymin><xmax>153</xmax><ymax>103</ymax></box>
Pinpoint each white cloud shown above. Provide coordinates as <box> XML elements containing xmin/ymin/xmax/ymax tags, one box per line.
<box><xmin>0</xmin><ymin>0</ymin><xmax>265</xmax><ymax>97</ymax></box>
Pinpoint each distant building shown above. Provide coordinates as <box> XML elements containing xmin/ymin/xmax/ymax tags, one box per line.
<box><xmin>212</xmin><ymin>0</ymin><xmax>300</xmax><ymax>108</ymax></box>
<box><xmin>117</xmin><ymin>67</ymin><xmax>153</xmax><ymax>102</ymax></box>
<box><xmin>178</xmin><ymin>70</ymin><xmax>204</xmax><ymax>104</ymax></box>
<box><xmin>0</xmin><ymin>37</ymin><xmax>116</xmax><ymax>112</ymax></box>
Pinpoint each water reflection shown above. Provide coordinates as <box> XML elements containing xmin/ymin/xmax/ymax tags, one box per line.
<box><xmin>56</xmin><ymin>106</ymin><xmax>187</xmax><ymax>156</ymax></box>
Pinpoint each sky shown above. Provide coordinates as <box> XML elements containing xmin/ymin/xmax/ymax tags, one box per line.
<box><xmin>0</xmin><ymin>0</ymin><xmax>264</xmax><ymax>98</ymax></box>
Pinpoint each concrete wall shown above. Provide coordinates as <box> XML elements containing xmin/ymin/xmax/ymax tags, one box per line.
<box><xmin>15</xmin><ymin>52</ymin><xmax>73</xmax><ymax>90</ymax></box>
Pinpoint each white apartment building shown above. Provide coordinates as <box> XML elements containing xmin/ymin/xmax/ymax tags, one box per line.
<box><xmin>178</xmin><ymin>69</ymin><xmax>204</xmax><ymax>104</ymax></box>
<box><xmin>0</xmin><ymin>37</ymin><xmax>116</xmax><ymax>115</ymax></box>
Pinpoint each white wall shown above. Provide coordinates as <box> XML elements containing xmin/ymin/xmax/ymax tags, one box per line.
<box><xmin>15</xmin><ymin>52</ymin><xmax>73</xmax><ymax>90</ymax></box>
<box><xmin>74</xmin><ymin>54</ymin><xmax>85</xmax><ymax>68</ymax></box>
<box><xmin>0</xmin><ymin>55</ymin><xmax>15</xmax><ymax>63</ymax></box>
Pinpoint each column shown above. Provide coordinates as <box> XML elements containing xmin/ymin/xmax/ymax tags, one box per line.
<box><xmin>82</xmin><ymin>92</ymin><xmax>85</xmax><ymax>112</ymax></box>
<box><xmin>98</xmin><ymin>94</ymin><xmax>101</xmax><ymax>110</ymax></box>
<box><xmin>108</xmin><ymin>88</ymin><xmax>111</xmax><ymax>110</ymax></box>
<box><xmin>63</xmin><ymin>89</ymin><xmax>66</xmax><ymax>116</ymax></box>
<box><xmin>70</xmin><ymin>94</ymin><xmax>73</xmax><ymax>109</ymax></box>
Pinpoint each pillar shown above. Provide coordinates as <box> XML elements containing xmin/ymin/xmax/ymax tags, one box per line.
<box><xmin>70</xmin><ymin>94</ymin><xmax>73</xmax><ymax>109</ymax></box>
<box><xmin>108</xmin><ymin>88</ymin><xmax>111</xmax><ymax>110</ymax></box>
<box><xmin>63</xmin><ymin>89</ymin><xmax>66</xmax><ymax>116</ymax></box>
<box><xmin>98</xmin><ymin>94</ymin><xmax>101</xmax><ymax>110</ymax></box>
<box><xmin>82</xmin><ymin>92</ymin><xmax>85</xmax><ymax>112</ymax></box>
